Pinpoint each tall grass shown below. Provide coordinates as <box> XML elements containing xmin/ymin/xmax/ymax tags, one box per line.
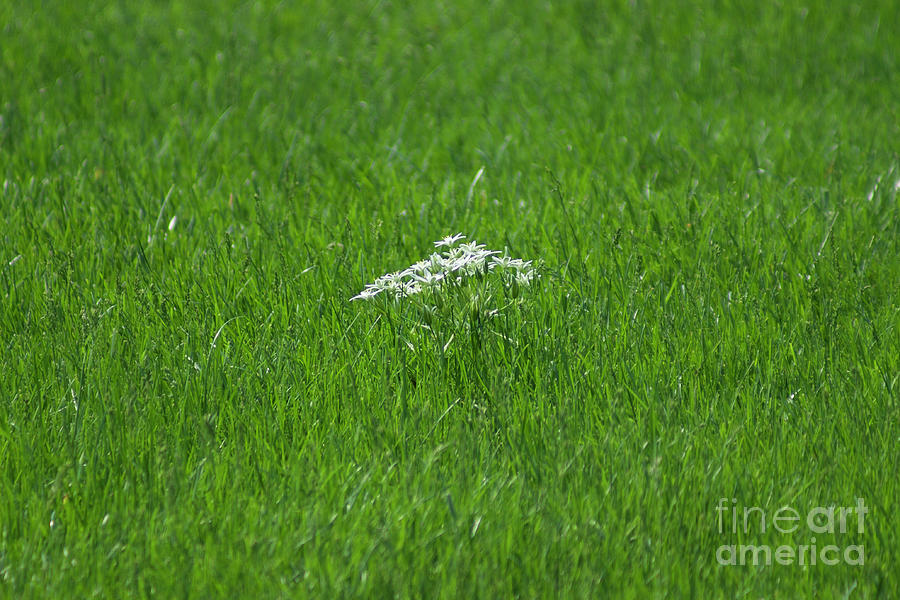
<box><xmin>1</xmin><ymin>0</ymin><xmax>898</xmax><ymax>597</ymax></box>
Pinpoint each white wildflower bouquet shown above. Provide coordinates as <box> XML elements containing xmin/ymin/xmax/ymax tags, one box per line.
<box><xmin>350</xmin><ymin>234</ymin><xmax>539</xmax><ymax>350</ymax></box>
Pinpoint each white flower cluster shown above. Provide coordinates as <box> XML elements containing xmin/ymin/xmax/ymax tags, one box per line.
<box><xmin>350</xmin><ymin>234</ymin><xmax>537</xmax><ymax>301</ymax></box>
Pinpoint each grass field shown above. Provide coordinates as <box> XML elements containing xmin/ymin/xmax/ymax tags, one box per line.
<box><xmin>1</xmin><ymin>0</ymin><xmax>899</xmax><ymax>597</ymax></box>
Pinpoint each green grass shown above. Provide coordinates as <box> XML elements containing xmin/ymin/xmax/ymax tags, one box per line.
<box><xmin>1</xmin><ymin>0</ymin><xmax>898</xmax><ymax>597</ymax></box>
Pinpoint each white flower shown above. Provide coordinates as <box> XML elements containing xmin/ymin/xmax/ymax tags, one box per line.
<box><xmin>350</xmin><ymin>286</ymin><xmax>382</xmax><ymax>301</ymax></box>
<box><xmin>374</xmin><ymin>272</ymin><xmax>404</xmax><ymax>287</ymax></box>
<box><xmin>491</xmin><ymin>254</ymin><xmax>532</xmax><ymax>272</ymax></box>
<box><xmin>405</xmin><ymin>260</ymin><xmax>431</xmax><ymax>275</ymax></box>
<box><xmin>348</xmin><ymin>234</ymin><xmax>537</xmax><ymax>304</ymax></box>
<box><xmin>515</xmin><ymin>270</ymin><xmax>536</xmax><ymax>286</ymax></box>
<box><xmin>402</xmin><ymin>281</ymin><xmax>423</xmax><ymax>296</ymax></box>
<box><xmin>491</xmin><ymin>255</ymin><xmax>517</xmax><ymax>269</ymax></box>
<box><xmin>446</xmin><ymin>255</ymin><xmax>473</xmax><ymax>273</ymax></box>
<box><xmin>434</xmin><ymin>233</ymin><xmax>466</xmax><ymax>247</ymax></box>
<box><xmin>427</xmin><ymin>252</ymin><xmax>448</xmax><ymax>271</ymax></box>
<box><xmin>458</xmin><ymin>241</ymin><xmax>487</xmax><ymax>255</ymax></box>
<box><xmin>411</xmin><ymin>270</ymin><xmax>445</xmax><ymax>287</ymax></box>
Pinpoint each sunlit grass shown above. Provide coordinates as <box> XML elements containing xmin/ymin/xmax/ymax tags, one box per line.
<box><xmin>1</xmin><ymin>0</ymin><xmax>898</xmax><ymax>598</ymax></box>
